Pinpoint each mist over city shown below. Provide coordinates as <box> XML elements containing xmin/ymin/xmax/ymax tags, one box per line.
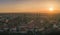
<box><xmin>0</xmin><ymin>0</ymin><xmax>60</xmax><ymax>35</ymax></box>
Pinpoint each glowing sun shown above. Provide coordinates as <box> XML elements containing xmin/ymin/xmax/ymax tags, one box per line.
<box><xmin>49</xmin><ymin>7</ymin><xmax>54</xmax><ymax>11</ymax></box>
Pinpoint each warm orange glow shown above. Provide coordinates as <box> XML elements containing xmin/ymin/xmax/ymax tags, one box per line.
<box><xmin>49</xmin><ymin>7</ymin><xmax>54</xmax><ymax>11</ymax></box>
<box><xmin>0</xmin><ymin>1</ymin><xmax>60</xmax><ymax>13</ymax></box>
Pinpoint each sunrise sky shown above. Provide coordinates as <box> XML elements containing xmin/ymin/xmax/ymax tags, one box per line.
<box><xmin>0</xmin><ymin>0</ymin><xmax>60</xmax><ymax>13</ymax></box>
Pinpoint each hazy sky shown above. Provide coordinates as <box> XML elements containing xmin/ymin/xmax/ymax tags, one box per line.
<box><xmin>0</xmin><ymin>0</ymin><xmax>60</xmax><ymax>13</ymax></box>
